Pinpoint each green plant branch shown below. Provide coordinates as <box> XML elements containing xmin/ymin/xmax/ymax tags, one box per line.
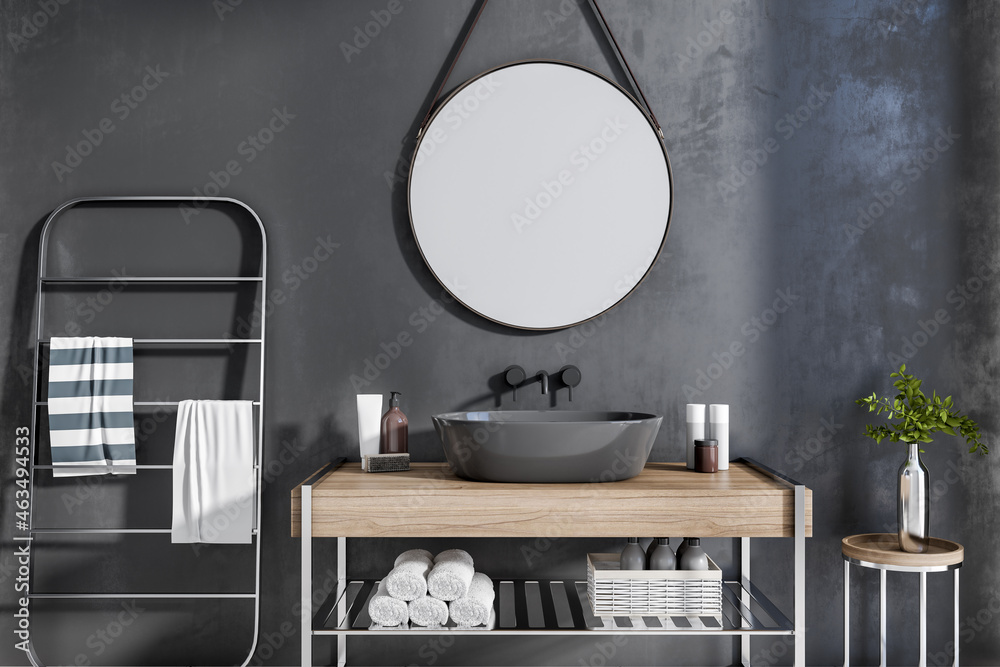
<box><xmin>855</xmin><ymin>364</ymin><xmax>988</xmax><ymax>455</ymax></box>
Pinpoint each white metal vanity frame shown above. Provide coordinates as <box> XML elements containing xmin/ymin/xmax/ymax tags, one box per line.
<box><xmin>295</xmin><ymin>457</ymin><xmax>809</xmax><ymax>667</ymax></box>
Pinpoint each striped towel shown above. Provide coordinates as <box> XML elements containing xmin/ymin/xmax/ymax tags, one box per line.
<box><xmin>47</xmin><ymin>337</ymin><xmax>136</xmax><ymax>477</ymax></box>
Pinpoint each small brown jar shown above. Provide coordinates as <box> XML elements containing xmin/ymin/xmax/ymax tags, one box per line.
<box><xmin>694</xmin><ymin>439</ymin><xmax>718</xmax><ymax>473</ymax></box>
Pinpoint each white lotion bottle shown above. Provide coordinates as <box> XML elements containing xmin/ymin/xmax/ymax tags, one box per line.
<box><xmin>356</xmin><ymin>394</ymin><xmax>383</xmax><ymax>470</ymax></box>
<box><xmin>686</xmin><ymin>404</ymin><xmax>706</xmax><ymax>470</ymax></box>
<box><xmin>709</xmin><ymin>404</ymin><xmax>729</xmax><ymax>471</ymax></box>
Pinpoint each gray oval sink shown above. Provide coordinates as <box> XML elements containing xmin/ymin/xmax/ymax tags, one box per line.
<box><xmin>433</xmin><ymin>411</ymin><xmax>662</xmax><ymax>483</ymax></box>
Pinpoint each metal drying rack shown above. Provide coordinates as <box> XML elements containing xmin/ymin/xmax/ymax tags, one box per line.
<box><xmin>21</xmin><ymin>196</ymin><xmax>267</xmax><ymax>666</ymax></box>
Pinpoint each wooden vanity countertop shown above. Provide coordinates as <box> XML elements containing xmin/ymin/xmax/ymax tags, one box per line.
<box><xmin>291</xmin><ymin>461</ymin><xmax>812</xmax><ymax>539</ymax></box>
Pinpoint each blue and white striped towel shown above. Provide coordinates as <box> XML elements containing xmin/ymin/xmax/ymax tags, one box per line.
<box><xmin>47</xmin><ymin>337</ymin><xmax>136</xmax><ymax>477</ymax></box>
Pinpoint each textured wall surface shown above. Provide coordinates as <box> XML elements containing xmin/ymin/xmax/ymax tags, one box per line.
<box><xmin>1</xmin><ymin>1</ymin><xmax>999</xmax><ymax>665</ymax></box>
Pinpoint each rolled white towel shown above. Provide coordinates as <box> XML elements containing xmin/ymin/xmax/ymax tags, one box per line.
<box><xmin>449</xmin><ymin>572</ymin><xmax>495</xmax><ymax>627</ymax></box>
<box><xmin>368</xmin><ymin>580</ymin><xmax>408</xmax><ymax>627</ymax></box>
<box><xmin>394</xmin><ymin>549</ymin><xmax>434</xmax><ymax>568</ymax></box>
<box><xmin>408</xmin><ymin>595</ymin><xmax>449</xmax><ymax>627</ymax></box>
<box><xmin>384</xmin><ymin>558</ymin><xmax>429</xmax><ymax>601</ymax></box>
<box><xmin>434</xmin><ymin>548</ymin><xmax>474</xmax><ymax>567</ymax></box>
<box><xmin>428</xmin><ymin>550</ymin><xmax>475</xmax><ymax>601</ymax></box>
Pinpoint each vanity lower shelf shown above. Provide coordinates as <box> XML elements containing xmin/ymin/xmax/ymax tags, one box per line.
<box><xmin>313</xmin><ymin>577</ymin><xmax>793</xmax><ymax>637</ymax></box>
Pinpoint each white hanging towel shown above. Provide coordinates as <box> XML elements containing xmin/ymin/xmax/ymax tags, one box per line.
<box><xmin>47</xmin><ymin>337</ymin><xmax>136</xmax><ymax>477</ymax></box>
<box><xmin>171</xmin><ymin>400</ymin><xmax>255</xmax><ymax>544</ymax></box>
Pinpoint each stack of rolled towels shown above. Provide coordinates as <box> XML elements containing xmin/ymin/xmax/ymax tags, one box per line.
<box><xmin>368</xmin><ymin>548</ymin><xmax>495</xmax><ymax>628</ymax></box>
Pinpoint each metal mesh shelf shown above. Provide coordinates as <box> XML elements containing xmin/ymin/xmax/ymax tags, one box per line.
<box><xmin>312</xmin><ymin>579</ymin><xmax>793</xmax><ymax>636</ymax></box>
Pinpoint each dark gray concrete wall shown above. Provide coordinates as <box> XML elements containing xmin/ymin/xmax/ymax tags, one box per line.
<box><xmin>1</xmin><ymin>1</ymin><xmax>999</xmax><ymax>664</ymax></box>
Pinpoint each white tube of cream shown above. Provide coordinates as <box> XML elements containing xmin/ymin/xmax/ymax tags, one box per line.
<box><xmin>357</xmin><ymin>394</ymin><xmax>383</xmax><ymax>470</ymax></box>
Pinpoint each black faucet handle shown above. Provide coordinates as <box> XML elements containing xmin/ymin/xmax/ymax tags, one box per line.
<box><xmin>559</xmin><ymin>365</ymin><xmax>582</xmax><ymax>401</ymax></box>
<box><xmin>503</xmin><ymin>365</ymin><xmax>526</xmax><ymax>401</ymax></box>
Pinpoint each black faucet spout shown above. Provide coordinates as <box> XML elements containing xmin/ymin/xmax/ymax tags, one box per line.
<box><xmin>535</xmin><ymin>371</ymin><xmax>549</xmax><ymax>395</ymax></box>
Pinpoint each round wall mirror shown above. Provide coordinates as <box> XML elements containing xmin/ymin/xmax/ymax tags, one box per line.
<box><xmin>408</xmin><ymin>60</ymin><xmax>672</xmax><ymax>330</ymax></box>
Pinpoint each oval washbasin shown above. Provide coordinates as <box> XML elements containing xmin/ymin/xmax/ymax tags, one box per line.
<box><xmin>433</xmin><ymin>411</ymin><xmax>662</xmax><ymax>483</ymax></box>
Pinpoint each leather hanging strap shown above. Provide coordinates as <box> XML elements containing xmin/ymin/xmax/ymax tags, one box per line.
<box><xmin>417</xmin><ymin>0</ymin><xmax>491</xmax><ymax>138</ymax></box>
<box><xmin>586</xmin><ymin>0</ymin><xmax>663</xmax><ymax>137</ymax></box>
<box><xmin>417</xmin><ymin>0</ymin><xmax>662</xmax><ymax>139</ymax></box>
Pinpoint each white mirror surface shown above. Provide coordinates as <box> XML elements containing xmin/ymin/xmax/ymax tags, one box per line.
<box><xmin>409</xmin><ymin>61</ymin><xmax>672</xmax><ymax>330</ymax></box>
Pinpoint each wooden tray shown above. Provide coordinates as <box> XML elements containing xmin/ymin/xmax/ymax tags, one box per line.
<box><xmin>842</xmin><ymin>533</ymin><xmax>964</xmax><ymax>568</ymax></box>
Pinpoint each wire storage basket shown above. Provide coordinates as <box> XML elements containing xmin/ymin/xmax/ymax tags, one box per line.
<box><xmin>586</xmin><ymin>553</ymin><xmax>723</xmax><ymax>618</ymax></box>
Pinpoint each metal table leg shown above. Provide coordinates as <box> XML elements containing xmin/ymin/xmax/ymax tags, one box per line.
<box><xmin>301</xmin><ymin>485</ymin><xmax>312</xmax><ymax>667</ymax></box>
<box><xmin>954</xmin><ymin>569</ymin><xmax>960</xmax><ymax>667</ymax></box>
<box><xmin>844</xmin><ymin>560</ymin><xmax>850</xmax><ymax>667</ymax></box>
<box><xmin>795</xmin><ymin>485</ymin><xmax>806</xmax><ymax>667</ymax></box>
<box><xmin>880</xmin><ymin>569</ymin><xmax>887</xmax><ymax>667</ymax></box>
<box><xmin>338</xmin><ymin>536</ymin><xmax>347</xmax><ymax>667</ymax></box>
<box><xmin>742</xmin><ymin>536</ymin><xmax>751</xmax><ymax>666</ymax></box>
<box><xmin>920</xmin><ymin>572</ymin><xmax>927</xmax><ymax>667</ymax></box>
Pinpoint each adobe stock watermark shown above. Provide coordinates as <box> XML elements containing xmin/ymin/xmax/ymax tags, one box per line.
<box><xmin>551</xmin><ymin>243</ymin><xmax>664</xmax><ymax>363</ymax></box>
<box><xmin>72</xmin><ymin>600</ymin><xmax>144</xmax><ymax>664</ymax></box>
<box><xmin>886</xmin><ymin>261</ymin><xmax>994</xmax><ymax>366</ymax></box>
<box><xmin>212</xmin><ymin>0</ymin><xmax>243</xmax><ymax>21</ymax></box>
<box><xmin>383</xmin><ymin>73</ymin><xmax>501</xmax><ymax>191</ymax></box>
<box><xmin>222</xmin><ymin>234</ymin><xmax>340</xmax><ymax>346</ymax></box>
<box><xmin>673</xmin><ymin>1</ymin><xmax>747</xmax><ymax>72</ymax></box>
<box><xmin>879</xmin><ymin>0</ymin><xmax>929</xmax><ymax>37</ymax></box>
<box><xmin>349</xmin><ymin>279</ymin><xmax>466</xmax><ymax>391</ymax></box>
<box><xmin>61</xmin><ymin>401</ymin><xmax>174</xmax><ymax>515</ymax></box>
<box><xmin>51</xmin><ymin>66</ymin><xmax>170</xmax><ymax>182</ymax></box>
<box><xmin>191</xmin><ymin>434</ymin><xmax>311</xmax><ymax>557</ymax></box>
<box><xmin>543</xmin><ymin>0</ymin><xmax>578</xmax><ymax>28</ymax></box>
<box><xmin>411</xmin><ymin>74</ymin><xmax>502</xmax><ymax>167</ymax></box>
<box><xmin>340</xmin><ymin>0</ymin><xmax>410</xmax><ymax>63</ymax></box>
<box><xmin>717</xmin><ymin>82</ymin><xmax>833</xmax><ymax>198</ymax></box>
<box><xmin>251</xmin><ymin>567</ymin><xmax>339</xmax><ymax>663</ymax></box>
<box><xmin>682</xmin><ymin>287</ymin><xmax>799</xmax><ymax>401</ymax></box>
<box><xmin>784</xmin><ymin>415</ymin><xmax>844</xmax><ymax>472</ymax></box>
<box><xmin>7</xmin><ymin>0</ymin><xmax>71</xmax><ymax>53</ymax></box>
<box><xmin>929</xmin><ymin>588</ymin><xmax>1000</xmax><ymax>666</ymax></box>
<box><xmin>180</xmin><ymin>106</ymin><xmax>295</xmax><ymax>222</ymax></box>
<box><xmin>843</xmin><ymin>126</ymin><xmax>960</xmax><ymax>241</ymax></box>
<box><xmin>752</xmin><ymin>626</ymin><xmax>810</xmax><ymax>665</ymax></box>
<box><xmin>512</xmin><ymin>117</ymin><xmax>628</xmax><ymax>234</ymax></box>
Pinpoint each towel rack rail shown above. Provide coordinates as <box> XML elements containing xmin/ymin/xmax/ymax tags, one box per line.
<box><xmin>33</xmin><ymin>464</ymin><xmax>261</xmax><ymax>470</ymax></box>
<box><xmin>29</xmin><ymin>593</ymin><xmax>256</xmax><ymax>599</ymax></box>
<box><xmin>41</xmin><ymin>276</ymin><xmax>263</xmax><ymax>283</ymax></box>
<box><xmin>24</xmin><ymin>196</ymin><xmax>267</xmax><ymax>667</ymax></box>
<box><xmin>35</xmin><ymin>401</ymin><xmax>262</xmax><ymax>406</ymax></box>
<box><xmin>38</xmin><ymin>338</ymin><xmax>262</xmax><ymax>344</ymax></box>
<box><xmin>30</xmin><ymin>528</ymin><xmax>259</xmax><ymax>535</ymax></box>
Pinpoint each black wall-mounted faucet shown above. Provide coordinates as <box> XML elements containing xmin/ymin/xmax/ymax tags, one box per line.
<box><xmin>502</xmin><ymin>364</ymin><xmax>582</xmax><ymax>402</ymax></box>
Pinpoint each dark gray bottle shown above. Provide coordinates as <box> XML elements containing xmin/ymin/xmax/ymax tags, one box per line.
<box><xmin>620</xmin><ymin>537</ymin><xmax>646</xmax><ymax>570</ymax></box>
<box><xmin>675</xmin><ymin>538</ymin><xmax>693</xmax><ymax>560</ymax></box>
<box><xmin>679</xmin><ymin>537</ymin><xmax>709</xmax><ymax>571</ymax></box>
<box><xmin>648</xmin><ymin>538</ymin><xmax>676</xmax><ymax>570</ymax></box>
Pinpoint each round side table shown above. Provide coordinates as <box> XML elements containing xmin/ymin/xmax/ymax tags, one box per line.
<box><xmin>843</xmin><ymin>533</ymin><xmax>964</xmax><ymax>667</ymax></box>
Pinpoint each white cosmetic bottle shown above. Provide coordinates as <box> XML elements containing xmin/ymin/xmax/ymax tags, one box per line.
<box><xmin>356</xmin><ymin>394</ymin><xmax>383</xmax><ymax>470</ymax></box>
<box><xmin>686</xmin><ymin>404</ymin><xmax>706</xmax><ymax>470</ymax></box>
<box><xmin>709</xmin><ymin>404</ymin><xmax>729</xmax><ymax>471</ymax></box>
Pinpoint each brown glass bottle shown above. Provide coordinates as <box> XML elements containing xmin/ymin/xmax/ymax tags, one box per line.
<box><xmin>694</xmin><ymin>438</ymin><xmax>718</xmax><ymax>473</ymax></box>
<box><xmin>379</xmin><ymin>391</ymin><xmax>408</xmax><ymax>454</ymax></box>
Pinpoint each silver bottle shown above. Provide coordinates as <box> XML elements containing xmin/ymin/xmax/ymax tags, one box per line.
<box><xmin>679</xmin><ymin>537</ymin><xmax>709</xmax><ymax>570</ymax></box>
<box><xmin>648</xmin><ymin>538</ymin><xmax>676</xmax><ymax>570</ymax></box>
<box><xmin>620</xmin><ymin>537</ymin><xmax>646</xmax><ymax>570</ymax></box>
<box><xmin>898</xmin><ymin>443</ymin><xmax>930</xmax><ymax>553</ymax></box>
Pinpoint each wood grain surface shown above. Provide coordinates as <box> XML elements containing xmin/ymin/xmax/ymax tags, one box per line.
<box><xmin>291</xmin><ymin>462</ymin><xmax>813</xmax><ymax>538</ymax></box>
